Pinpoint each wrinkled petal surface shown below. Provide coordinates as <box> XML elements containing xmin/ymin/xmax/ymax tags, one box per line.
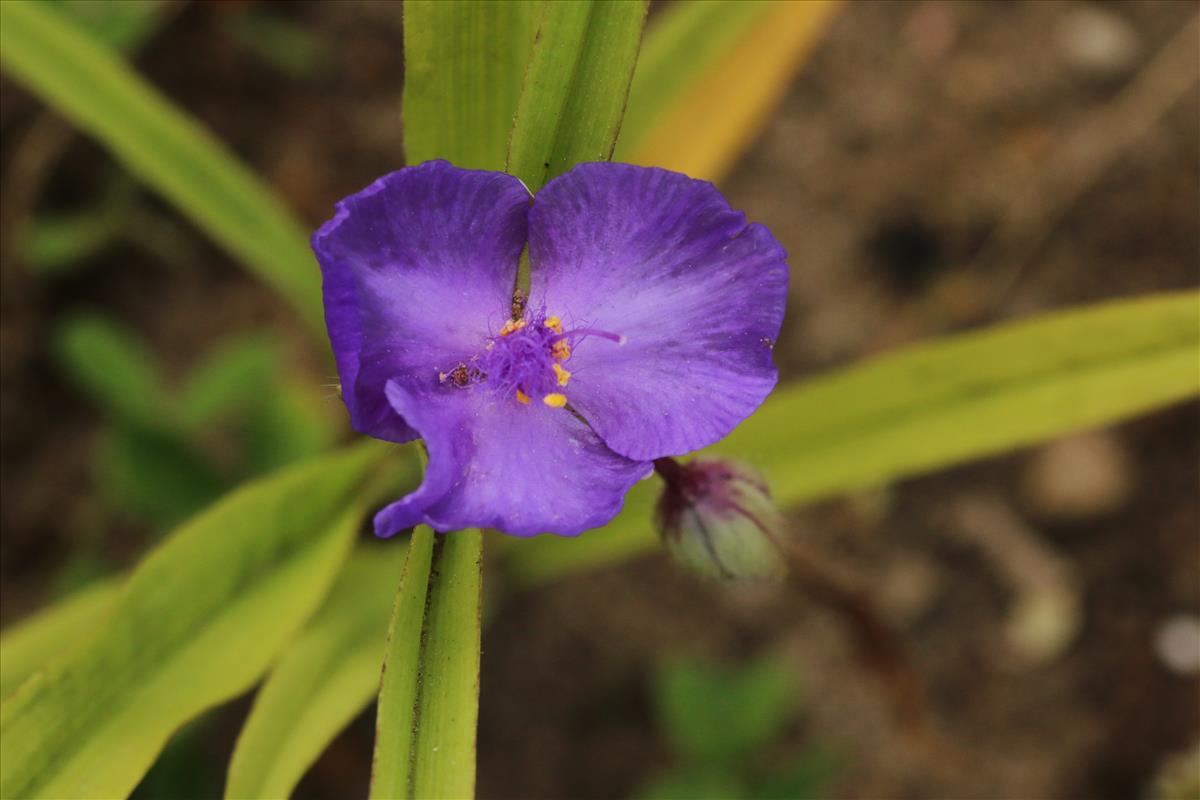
<box><xmin>529</xmin><ymin>163</ymin><xmax>788</xmax><ymax>460</ymax></box>
<box><xmin>313</xmin><ymin>160</ymin><xmax>529</xmax><ymax>442</ymax></box>
<box><xmin>374</xmin><ymin>381</ymin><xmax>652</xmax><ymax>538</ymax></box>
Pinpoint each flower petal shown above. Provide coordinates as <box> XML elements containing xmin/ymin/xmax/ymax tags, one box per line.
<box><xmin>313</xmin><ymin>160</ymin><xmax>530</xmax><ymax>442</ymax></box>
<box><xmin>374</xmin><ymin>381</ymin><xmax>652</xmax><ymax>538</ymax></box>
<box><xmin>528</xmin><ymin>163</ymin><xmax>788</xmax><ymax>460</ymax></box>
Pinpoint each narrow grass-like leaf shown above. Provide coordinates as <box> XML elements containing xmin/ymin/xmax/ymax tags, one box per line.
<box><xmin>410</xmin><ymin>529</ymin><xmax>483</xmax><ymax>798</ymax></box>
<box><xmin>0</xmin><ymin>578</ymin><xmax>120</xmax><ymax>700</ymax></box>
<box><xmin>617</xmin><ymin>0</ymin><xmax>838</xmax><ymax>183</ymax></box>
<box><xmin>370</xmin><ymin>526</ymin><xmax>436</xmax><ymax>800</ymax></box>
<box><xmin>504</xmin><ymin>291</ymin><xmax>1200</xmax><ymax>585</ymax></box>
<box><xmin>0</xmin><ymin>1</ymin><xmax>323</xmax><ymax>332</ymax></box>
<box><xmin>369</xmin><ymin>529</ymin><xmax>484</xmax><ymax>800</ymax></box>
<box><xmin>0</xmin><ymin>442</ymin><xmax>390</xmax><ymax>799</ymax></box>
<box><xmin>506</xmin><ymin>0</ymin><xmax>648</xmax><ymax>191</ymax></box>
<box><xmin>226</xmin><ymin>543</ymin><xmax>407</xmax><ymax>800</ymax></box>
<box><xmin>54</xmin><ymin>315</ymin><xmax>170</xmax><ymax>423</ymax></box>
<box><xmin>403</xmin><ymin>0</ymin><xmax>538</xmax><ymax>170</ymax></box>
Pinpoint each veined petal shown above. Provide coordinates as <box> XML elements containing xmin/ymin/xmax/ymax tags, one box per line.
<box><xmin>313</xmin><ymin>160</ymin><xmax>529</xmax><ymax>442</ymax></box>
<box><xmin>528</xmin><ymin>163</ymin><xmax>788</xmax><ymax>460</ymax></box>
<box><xmin>374</xmin><ymin>381</ymin><xmax>652</xmax><ymax>538</ymax></box>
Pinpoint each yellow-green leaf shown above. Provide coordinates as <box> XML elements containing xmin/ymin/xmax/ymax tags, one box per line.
<box><xmin>618</xmin><ymin>0</ymin><xmax>840</xmax><ymax>184</ymax></box>
<box><xmin>403</xmin><ymin>0</ymin><xmax>539</xmax><ymax>171</ymax></box>
<box><xmin>226</xmin><ymin>543</ymin><xmax>407</xmax><ymax>800</ymax></box>
<box><xmin>0</xmin><ymin>0</ymin><xmax>322</xmax><ymax>332</ymax></box>
<box><xmin>505</xmin><ymin>292</ymin><xmax>1200</xmax><ymax>585</ymax></box>
<box><xmin>0</xmin><ymin>578</ymin><xmax>121</xmax><ymax>701</ymax></box>
<box><xmin>0</xmin><ymin>442</ymin><xmax>389</xmax><ymax>799</ymax></box>
<box><xmin>506</xmin><ymin>0</ymin><xmax>648</xmax><ymax>192</ymax></box>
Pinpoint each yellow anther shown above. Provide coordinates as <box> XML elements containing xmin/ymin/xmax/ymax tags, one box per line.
<box><xmin>553</xmin><ymin>363</ymin><xmax>571</xmax><ymax>387</ymax></box>
<box><xmin>516</xmin><ymin>389</ymin><xmax>531</xmax><ymax>405</ymax></box>
<box><xmin>500</xmin><ymin>319</ymin><xmax>526</xmax><ymax>337</ymax></box>
<box><xmin>543</xmin><ymin>392</ymin><xmax>567</xmax><ymax>408</ymax></box>
<box><xmin>551</xmin><ymin>340</ymin><xmax>571</xmax><ymax>361</ymax></box>
<box><xmin>545</xmin><ymin>316</ymin><xmax>563</xmax><ymax>334</ymax></box>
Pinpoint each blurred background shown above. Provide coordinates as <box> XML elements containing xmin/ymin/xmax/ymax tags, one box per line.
<box><xmin>1</xmin><ymin>1</ymin><xmax>1197</xmax><ymax>798</ymax></box>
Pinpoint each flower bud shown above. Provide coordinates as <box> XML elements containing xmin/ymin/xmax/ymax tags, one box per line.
<box><xmin>654</xmin><ymin>457</ymin><xmax>786</xmax><ymax>581</ymax></box>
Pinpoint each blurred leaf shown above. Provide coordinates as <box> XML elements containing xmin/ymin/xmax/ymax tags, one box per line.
<box><xmin>371</xmin><ymin>529</ymin><xmax>483</xmax><ymax>800</ymax></box>
<box><xmin>506</xmin><ymin>0</ymin><xmax>648</xmax><ymax>191</ymax></box>
<box><xmin>53</xmin><ymin>0</ymin><xmax>170</xmax><ymax>52</ymax></box>
<box><xmin>131</xmin><ymin>716</ymin><xmax>222</xmax><ymax>800</ymax></box>
<box><xmin>227</xmin><ymin>543</ymin><xmax>406</xmax><ymax>799</ymax></box>
<box><xmin>403</xmin><ymin>0</ymin><xmax>539</xmax><ymax>170</ymax></box>
<box><xmin>0</xmin><ymin>577</ymin><xmax>120</xmax><ymax>700</ymax></box>
<box><xmin>22</xmin><ymin>209</ymin><xmax>122</xmax><ymax>273</ymax></box>
<box><xmin>0</xmin><ymin>0</ymin><xmax>324</xmax><ymax>333</ymax></box>
<box><xmin>0</xmin><ymin>442</ymin><xmax>389</xmax><ymax>799</ymax></box>
<box><xmin>656</xmin><ymin>656</ymin><xmax>794</xmax><ymax>764</ymax></box>
<box><xmin>619</xmin><ymin>0</ymin><xmax>839</xmax><ymax>184</ymax></box>
<box><xmin>238</xmin><ymin>386</ymin><xmax>337</xmax><ymax>476</ymax></box>
<box><xmin>504</xmin><ymin>291</ymin><xmax>1200</xmax><ymax>585</ymax></box>
<box><xmin>223</xmin><ymin>8</ymin><xmax>328</xmax><ymax>81</ymax></box>
<box><xmin>749</xmin><ymin>750</ymin><xmax>840</xmax><ymax>800</ymax></box>
<box><xmin>54</xmin><ymin>315</ymin><xmax>170</xmax><ymax>423</ymax></box>
<box><xmin>636</xmin><ymin>767</ymin><xmax>746</xmax><ymax>800</ymax></box>
<box><xmin>98</xmin><ymin>424</ymin><xmax>228</xmax><ymax>529</ymax></box>
<box><xmin>179</xmin><ymin>337</ymin><xmax>279</xmax><ymax>429</ymax></box>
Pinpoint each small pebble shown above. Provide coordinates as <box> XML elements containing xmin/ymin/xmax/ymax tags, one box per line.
<box><xmin>1154</xmin><ymin>615</ymin><xmax>1200</xmax><ymax>676</ymax></box>
<box><xmin>1022</xmin><ymin>431</ymin><xmax>1132</xmax><ymax>520</ymax></box>
<box><xmin>1056</xmin><ymin>5</ymin><xmax>1141</xmax><ymax>79</ymax></box>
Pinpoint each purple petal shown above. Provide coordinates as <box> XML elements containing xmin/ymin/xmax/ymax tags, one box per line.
<box><xmin>528</xmin><ymin>163</ymin><xmax>788</xmax><ymax>460</ymax></box>
<box><xmin>374</xmin><ymin>381</ymin><xmax>652</xmax><ymax>538</ymax></box>
<box><xmin>313</xmin><ymin>160</ymin><xmax>530</xmax><ymax>442</ymax></box>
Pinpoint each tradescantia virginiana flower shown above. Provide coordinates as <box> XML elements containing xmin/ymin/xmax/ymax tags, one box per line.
<box><xmin>313</xmin><ymin>160</ymin><xmax>787</xmax><ymax>537</ymax></box>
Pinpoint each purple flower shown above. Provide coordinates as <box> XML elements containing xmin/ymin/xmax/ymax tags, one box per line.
<box><xmin>313</xmin><ymin>160</ymin><xmax>787</xmax><ymax>537</ymax></box>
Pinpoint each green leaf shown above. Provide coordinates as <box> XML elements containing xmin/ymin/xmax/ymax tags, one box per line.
<box><xmin>54</xmin><ymin>0</ymin><xmax>169</xmax><ymax>52</ymax></box>
<box><xmin>617</xmin><ymin>0</ymin><xmax>838</xmax><ymax>184</ymax></box>
<box><xmin>179</xmin><ymin>336</ymin><xmax>279</xmax><ymax>429</ymax></box>
<box><xmin>370</xmin><ymin>529</ymin><xmax>483</xmax><ymax>800</ymax></box>
<box><xmin>655</xmin><ymin>656</ymin><xmax>794</xmax><ymax>763</ymax></box>
<box><xmin>0</xmin><ymin>0</ymin><xmax>323</xmax><ymax>333</ymax></box>
<box><xmin>403</xmin><ymin>0</ymin><xmax>539</xmax><ymax>170</ymax></box>
<box><xmin>0</xmin><ymin>442</ymin><xmax>390</xmax><ymax>799</ymax></box>
<box><xmin>226</xmin><ymin>543</ymin><xmax>406</xmax><ymax>799</ymax></box>
<box><xmin>54</xmin><ymin>315</ymin><xmax>170</xmax><ymax>423</ymax></box>
<box><xmin>0</xmin><ymin>577</ymin><xmax>121</xmax><ymax>700</ymax></box>
<box><xmin>636</xmin><ymin>767</ymin><xmax>746</xmax><ymax>800</ymax></box>
<box><xmin>506</xmin><ymin>0</ymin><xmax>648</xmax><ymax>191</ymax></box>
<box><xmin>504</xmin><ymin>291</ymin><xmax>1200</xmax><ymax>585</ymax></box>
<box><xmin>98</xmin><ymin>424</ymin><xmax>229</xmax><ymax>528</ymax></box>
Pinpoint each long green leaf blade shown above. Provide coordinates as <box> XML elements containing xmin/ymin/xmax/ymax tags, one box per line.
<box><xmin>369</xmin><ymin>529</ymin><xmax>484</xmax><ymax>800</ymax></box>
<box><xmin>411</xmin><ymin>529</ymin><xmax>483</xmax><ymax>799</ymax></box>
<box><xmin>0</xmin><ymin>443</ymin><xmax>389</xmax><ymax>799</ymax></box>
<box><xmin>0</xmin><ymin>0</ymin><xmax>322</xmax><ymax>332</ymax></box>
<box><xmin>226</xmin><ymin>544</ymin><xmax>406</xmax><ymax>800</ymax></box>
<box><xmin>370</xmin><ymin>526</ymin><xmax>436</xmax><ymax>800</ymax></box>
<box><xmin>505</xmin><ymin>291</ymin><xmax>1200</xmax><ymax>585</ymax></box>
<box><xmin>506</xmin><ymin>0</ymin><xmax>648</xmax><ymax>191</ymax></box>
<box><xmin>0</xmin><ymin>578</ymin><xmax>121</xmax><ymax>700</ymax></box>
<box><xmin>403</xmin><ymin>0</ymin><xmax>538</xmax><ymax>170</ymax></box>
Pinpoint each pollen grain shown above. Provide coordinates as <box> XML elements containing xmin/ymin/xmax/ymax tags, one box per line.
<box><xmin>542</xmin><ymin>392</ymin><xmax>568</xmax><ymax>408</ymax></box>
<box><xmin>553</xmin><ymin>363</ymin><xmax>572</xmax><ymax>386</ymax></box>
<box><xmin>516</xmin><ymin>389</ymin><xmax>531</xmax><ymax>405</ymax></box>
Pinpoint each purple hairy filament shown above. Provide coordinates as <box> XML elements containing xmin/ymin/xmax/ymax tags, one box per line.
<box><xmin>441</xmin><ymin>311</ymin><xmax>624</xmax><ymax>408</ymax></box>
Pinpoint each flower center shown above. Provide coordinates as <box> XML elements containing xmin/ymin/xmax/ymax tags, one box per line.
<box><xmin>440</xmin><ymin>311</ymin><xmax>623</xmax><ymax>408</ymax></box>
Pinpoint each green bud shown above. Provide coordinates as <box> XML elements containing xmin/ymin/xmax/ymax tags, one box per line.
<box><xmin>654</xmin><ymin>457</ymin><xmax>786</xmax><ymax>581</ymax></box>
